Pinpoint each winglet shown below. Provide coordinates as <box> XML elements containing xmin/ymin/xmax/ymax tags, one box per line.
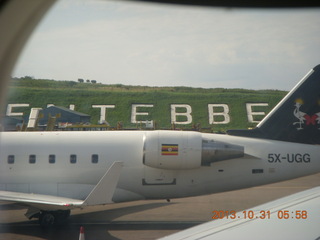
<box><xmin>82</xmin><ymin>161</ymin><xmax>123</xmax><ymax>206</ymax></box>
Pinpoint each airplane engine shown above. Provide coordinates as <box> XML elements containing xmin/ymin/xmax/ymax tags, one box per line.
<box><xmin>201</xmin><ymin>138</ymin><xmax>244</xmax><ymax>166</ymax></box>
<box><xmin>143</xmin><ymin>131</ymin><xmax>244</xmax><ymax>170</ymax></box>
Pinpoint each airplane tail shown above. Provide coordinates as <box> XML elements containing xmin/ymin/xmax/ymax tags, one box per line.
<box><xmin>227</xmin><ymin>64</ymin><xmax>320</xmax><ymax>144</ymax></box>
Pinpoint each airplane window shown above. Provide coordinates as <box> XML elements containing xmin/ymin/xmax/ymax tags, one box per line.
<box><xmin>70</xmin><ymin>154</ymin><xmax>77</xmax><ymax>164</ymax></box>
<box><xmin>48</xmin><ymin>154</ymin><xmax>56</xmax><ymax>164</ymax></box>
<box><xmin>29</xmin><ymin>154</ymin><xmax>36</xmax><ymax>164</ymax></box>
<box><xmin>91</xmin><ymin>154</ymin><xmax>99</xmax><ymax>164</ymax></box>
<box><xmin>7</xmin><ymin>155</ymin><xmax>15</xmax><ymax>164</ymax></box>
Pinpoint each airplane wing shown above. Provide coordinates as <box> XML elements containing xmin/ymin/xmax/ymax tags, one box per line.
<box><xmin>160</xmin><ymin>186</ymin><xmax>320</xmax><ymax>240</ymax></box>
<box><xmin>0</xmin><ymin>161</ymin><xmax>123</xmax><ymax>212</ymax></box>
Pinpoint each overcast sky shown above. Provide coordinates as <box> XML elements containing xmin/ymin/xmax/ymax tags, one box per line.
<box><xmin>13</xmin><ymin>0</ymin><xmax>320</xmax><ymax>90</ymax></box>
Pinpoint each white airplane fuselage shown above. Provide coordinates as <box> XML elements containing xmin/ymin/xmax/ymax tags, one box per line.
<box><xmin>1</xmin><ymin>130</ymin><xmax>319</xmax><ymax>203</ymax></box>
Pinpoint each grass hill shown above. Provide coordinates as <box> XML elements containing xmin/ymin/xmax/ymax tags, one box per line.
<box><xmin>6</xmin><ymin>77</ymin><xmax>287</xmax><ymax>131</ymax></box>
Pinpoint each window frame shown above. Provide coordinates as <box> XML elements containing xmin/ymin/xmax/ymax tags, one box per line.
<box><xmin>91</xmin><ymin>154</ymin><xmax>99</xmax><ymax>164</ymax></box>
<box><xmin>49</xmin><ymin>154</ymin><xmax>56</xmax><ymax>164</ymax></box>
<box><xmin>29</xmin><ymin>154</ymin><xmax>36</xmax><ymax>164</ymax></box>
<box><xmin>7</xmin><ymin>155</ymin><xmax>15</xmax><ymax>164</ymax></box>
<box><xmin>70</xmin><ymin>154</ymin><xmax>77</xmax><ymax>164</ymax></box>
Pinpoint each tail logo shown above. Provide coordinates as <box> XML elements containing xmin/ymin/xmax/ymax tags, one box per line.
<box><xmin>293</xmin><ymin>98</ymin><xmax>320</xmax><ymax>130</ymax></box>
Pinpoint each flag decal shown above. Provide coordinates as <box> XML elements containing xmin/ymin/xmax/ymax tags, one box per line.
<box><xmin>161</xmin><ymin>144</ymin><xmax>179</xmax><ymax>156</ymax></box>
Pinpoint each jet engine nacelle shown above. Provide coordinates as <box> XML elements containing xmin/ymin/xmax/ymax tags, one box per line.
<box><xmin>143</xmin><ymin>131</ymin><xmax>244</xmax><ymax>170</ymax></box>
<box><xmin>143</xmin><ymin>131</ymin><xmax>202</xmax><ymax>170</ymax></box>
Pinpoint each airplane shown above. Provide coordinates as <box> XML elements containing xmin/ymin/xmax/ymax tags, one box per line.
<box><xmin>159</xmin><ymin>186</ymin><xmax>320</xmax><ymax>240</ymax></box>
<box><xmin>1</xmin><ymin>0</ymin><xmax>320</xmax><ymax>230</ymax></box>
<box><xmin>0</xmin><ymin>64</ymin><xmax>320</xmax><ymax>227</ymax></box>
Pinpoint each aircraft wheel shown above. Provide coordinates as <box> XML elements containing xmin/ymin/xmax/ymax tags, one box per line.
<box><xmin>39</xmin><ymin>211</ymin><xmax>55</xmax><ymax>227</ymax></box>
<box><xmin>54</xmin><ymin>210</ymin><xmax>71</xmax><ymax>225</ymax></box>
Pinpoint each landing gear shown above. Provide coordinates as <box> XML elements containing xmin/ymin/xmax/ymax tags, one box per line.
<box><xmin>38</xmin><ymin>210</ymin><xmax>70</xmax><ymax>227</ymax></box>
<box><xmin>54</xmin><ymin>210</ymin><xmax>71</xmax><ymax>225</ymax></box>
<box><xmin>39</xmin><ymin>212</ymin><xmax>55</xmax><ymax>227</ymax></box>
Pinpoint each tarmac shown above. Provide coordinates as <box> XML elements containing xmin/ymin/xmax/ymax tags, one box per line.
<box><xmin>0</xmin><ymin>173</ymin><xmax>319</xmax><ymax>240</ymax></box>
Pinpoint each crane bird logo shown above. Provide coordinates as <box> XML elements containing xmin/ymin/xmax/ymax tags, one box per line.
<box><xmin>293</xmin><ymin>98</ymin><xmax>319</xmax><ymax>130</ymax></box>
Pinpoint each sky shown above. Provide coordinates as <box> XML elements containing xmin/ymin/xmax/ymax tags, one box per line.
<box><xmin>12</xmin><ymin>0</ymin><xmax>320</xmax><ymax>90</ymax></box>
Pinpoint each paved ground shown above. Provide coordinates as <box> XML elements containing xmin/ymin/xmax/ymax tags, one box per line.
<box><xmin>0</xmin><ymin>173</ymin><xmax>319</xmax><ymax>240</ymax></box>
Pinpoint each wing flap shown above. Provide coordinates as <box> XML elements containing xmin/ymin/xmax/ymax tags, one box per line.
<box><xmin>0</xmin><ymin>161</ymin><xmax>123</xmax><ymax>211</ymax></box>
<box><xmin>0</xmin><ymin>191</ymin><xmax>83</xmax><ymax>210</ymax></box>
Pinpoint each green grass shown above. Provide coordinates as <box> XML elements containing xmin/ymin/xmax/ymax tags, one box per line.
<box><xmin>6</xmin><ymin>77</ymin><xmax>287</xmax><ymax>131</ymax></box>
